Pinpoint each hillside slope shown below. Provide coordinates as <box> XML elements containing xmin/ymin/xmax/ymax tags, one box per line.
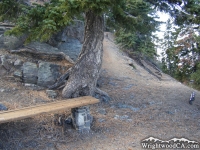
<box><xmin>0</xmin><ymin>32</ymin><xmax>199</xmax><ymax>150</ymax></box>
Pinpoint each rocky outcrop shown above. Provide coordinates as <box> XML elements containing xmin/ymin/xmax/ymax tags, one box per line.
<box><xmin>49</xmin><ymin>20</ymin><xmax>84</xmax><ymax>44</ymax></box>
<box><xmin>57</xmin><ymin>38</ymin><xmax>82</xmax><ymax>61</ymax></box>
<box><xmin>0</xmin><ymin>54</ymin><xmax>70</xmax><ymax>88</ymax></box>
<box><xmin>21</xmin><ymin>61</ymin><xmax>68</xmax><ymax>88</ymax></box>
<box><xmin>49</xmin><ymin>20</ymin><xmax>84</xmax><ymax>61</ymax></box>
<box><xmin>0</xmin><ymin>54</ymin><xmax>15</xmax><ymax>75</ymax></box>
<box><xmin>4</xmin><ymin>35</ymin><xmax>26</xmax><ymax>50</ymax></box>
<box><xmin>0</xmin><ymin>21</ymin><xmax>84</xmax><ymax>88</ymax></box>
<box><xmin>0</xmin><ymin>104</ymin><xmax>7</xmax><ymax>111</ymax></box>
<box><xmin>0</xmin><ymin>23</ymin><xmax>24</xmax><ymax>49</ymax></box>
<box><xmin>0</xmin><ymin>20</ymin><xmax>84</xmax><ymax>61</ymax></box>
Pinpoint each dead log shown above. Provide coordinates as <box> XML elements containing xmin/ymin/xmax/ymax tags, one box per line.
<box><xmin>10</xmin><ymin>48</ymin><xmax>74</xmax><ymax>64</ymax></box>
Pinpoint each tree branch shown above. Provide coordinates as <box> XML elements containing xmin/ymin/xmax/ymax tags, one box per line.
<box><xmin>124</xmin><ymin>11</ymin><xmax>137</xmax><ymax>19</ymax></box>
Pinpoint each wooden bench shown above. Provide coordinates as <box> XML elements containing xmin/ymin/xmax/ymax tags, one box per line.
<box><xmin>0</xmin><ymin>96</ymin><xmax>99</xmax><ymax>129</ymax></box>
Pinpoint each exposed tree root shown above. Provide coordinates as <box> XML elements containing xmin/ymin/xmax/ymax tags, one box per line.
<box><xmin>58</xmin><ymin>52</ymin><xmax>75</xmax><ymax>64</ymax></box>
<box><xmin>48</xmin><ymin>68</ymin><xmax>71</xmax><ymax>90</ymax></box>
<box><xmin>94</xmin><ymin>88</ymin><xmax>111</xmax><ymax>102</ymax></box>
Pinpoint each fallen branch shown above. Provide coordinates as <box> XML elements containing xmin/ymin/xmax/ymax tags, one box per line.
<box><xmin>10</xmin><ymin>48</ymin><xmax>74</xmax><ymax>64</ymax></box>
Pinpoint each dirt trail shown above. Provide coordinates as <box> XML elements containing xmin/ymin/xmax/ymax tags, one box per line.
<box><xmin>0</xmin><ymin>32</ymin><xmax>199</xmax><ymax>150</ymax></box>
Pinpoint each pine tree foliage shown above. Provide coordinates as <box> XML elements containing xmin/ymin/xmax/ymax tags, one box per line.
<box><xmin>1</xmin><ymin>0</ymin><xmax>114</xmax><ymax>42</ymax></box>
<box><xmin>113</xmin><ymin>0</ymin><xmax>161</xmax><ymax>59</ymax></box>
<box><xmin>160</xmin><ymin>0</ymin><xmax>200</xmax><ymax>88</ymax></box>
<box><xmin>191</xmin><ymin>63</ymin><xmax>200</xmax><ymax>89</ymax></box>
<box><xmin>0</xmin><ymin>0</ymin><xmax>184</xmax><ymax>56</ymax></box>
<box><xmin>0</xmin><ymin>0</ymin><xmax>24</xmax><ymax>21</ymax></box>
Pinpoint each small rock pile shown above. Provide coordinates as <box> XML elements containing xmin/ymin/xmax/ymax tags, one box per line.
<box><xmin>0</xmin><ymin>54</ymin><xmax>70</xmax><ymax>89</ymax></box>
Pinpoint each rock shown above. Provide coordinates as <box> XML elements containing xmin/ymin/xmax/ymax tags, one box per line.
<box><xmin>53</xmin><ymin>20</ymin><xmax>84</xmax><ymax>43</ymax></box>
<box><xmin>22</xmin><ymin>62</ymin><xmax>38</xmax><ymax>84</ymax></box>
<box><xmin>57</xmin><ymin>38</ymin><xmax>82</xmax><ymax>61</ymax></box>
<box><xmin>20</xmin><ymin>61</ymin><xmax>66</xmax><ymax>88</ymax></box>
<box><xmin>65</xmin><ymin>116</ymin><xmax>72</xmax><ymax>125</ymax></box>
<box><xmin>94</xmin><ymin>92</ymin><xmax>111</xmax><ymax>103</ymax></box>
<box><xmin>33</xmin><ymin>98</ymin><xmax>47</xmax><ymax>103</ymax></box>
<box><xmin>97</xmin><ymin>108</ymin><xmax>107</xmax><ymax>115</ymax></box>
<box><xmin>123</xmin><ymin>84</ymin><xmax>135</xmax><ymax>90</ymax></box>
<box><xmin>13</xmin><ymin>70</ymin><xmax>22</xmax><ymax>80</ymax></box>
<box><xmin>4</xmin><ymin>35</ymin><xmax>25</xmax><ymax>49</ymax></box>
<box><xmin>97</xmin><ymin>77</ymin><xmax>105</xmax><ymax>87</ymax></box>
<box><xmin>37</xmin><ymin>62</ymin><xmax>60</xmax><ymax>87</ymax></box>
<box><xmin>116</xmin><ymin>103</ymin><xmax>140</xmax><ymax>112</ymax></box>
<box><xmin>109</xmin><ymin>81</ymin><xmax>117</xmax><ymax>86</ymax></box>
<box><xmin>120</xmin><ymin>115</ymin><xmax>129</xmax><ymax>120</ymax></box>
<box><xmin>27</xmin><ymin>42</ymin><xmax>59</xmax><ymax>53</ymax></box>
<box><xmin>49</xmin><ymin>21</ymin><xmax>84</xmax><ymax>61</ymax></box>
<box><xmin>130</xmin><ymin>94</ymin><xmax>134</xmax><ymax>99</ymax></box>
<box><xmin>0</xmin><ymin>65</ymin><xmax>7</xmax><ymax>76</ymax></box>
<box><xmin>0</xmin><ymin>89</ymin><xmax>5</xmax><ymax>92</ymax></box>
<box><xmin>0</xmin><ymin>34</ymin><xmax>4</xmax><ymax>49</ymax></box>
<box><xmin>98</xmin><ymin>118</ymin><xmax>105</xmax><ymax>123</ymax></box>
<box><xmin>24</xmin><ymin>83</ymin><xmax>45</xmax><ymax>90</ymax></box>
<box><xmin>14</xmin><ymin>59</ymin><xmax>23</xmax><ymax>67</ymax></box>
<box><xmin>114</xmin><ymin>115</ymin><xmax>119</xmax><ymax>120</ymax></box>
<box><xmin>0</xmin><ymin>104</ymin><xmax>7</xmax><ymax>111</ymax></box>
<box><xmin>165</xmin><ymin>111</ymin><xmax>174</xmax><ymax>115</ymax></box>
<box><xmin>114</xmin><ymin>115</ymin><xmax>131</xmax><ymax>122</ymax></box>
<box><xmin>0</xmin><ymin>55</ymin><xmax>11</xmax><ymax>70</ymax></box>
<box><xmin>46</xmin><ymin>90</ymin><xmax>58</xmax><ymax>98</ymax></box>
<box><xmin>148</xmin><ymin>101</ymin><xmax>156</xmax><ymax>105</ymax></box>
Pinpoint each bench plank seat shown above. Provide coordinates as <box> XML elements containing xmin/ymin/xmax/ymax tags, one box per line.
<box><xmin>0</xmin><ymin>96</ymin><xmax>99</xmax><ymax>124</ymax></box>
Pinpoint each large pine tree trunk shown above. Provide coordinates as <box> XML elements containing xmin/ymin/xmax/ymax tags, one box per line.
<box><xmin>62</xmin><ymin>10</ymin><xmax>104</xmax><ymax>98</ymax></box>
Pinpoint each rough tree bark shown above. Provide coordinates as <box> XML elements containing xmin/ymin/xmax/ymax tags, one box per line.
<box><xmin>61</xmin><ymin>10</ymin><xmax>104</xmax><ymax>98</ymax></box>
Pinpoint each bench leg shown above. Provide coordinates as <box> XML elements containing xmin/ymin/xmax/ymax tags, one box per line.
<box><xmin>71</xmin><ymin>106</ymin><xmax>93</xmax><ymax>132</ymax></box>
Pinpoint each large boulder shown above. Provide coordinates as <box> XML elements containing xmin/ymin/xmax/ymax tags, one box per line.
<box><xmin>51</xmin><ymin>20</ymin><xmax>84</xmax><ymax>44</ymax></box>
<box><xmin>22</xmin><ymin>62</ymin><xmax>38</xmax><ymax>84</ymax></box>
<box><xmin>49</xmin><ymin>21</ymin><xmax>84</xmax><ymax>61</ymax></box>
<box><xmin>37</xmin><ymin>62</ymin><xmax>61</xmax><ymax>87</ymax></box>
<box><xmin>0</xmin><ymin>55</ymin><xmax>12</xmax><ymax>71</ymax></box>
<box><xmin>0</xmin><ymin>23</ymin><xmax>25</xmax><ymax>49</ymax></box>
<box><xmin>57</xmin><ymin>38</ymin><xmax>82</xmax><ymax>61</ymax></box>
<box><xmin>3</xmin><ymin>35</ymin><xmax>25</xmax><ymax>50</ymax></box>
<box><xmin>21</xmin><ymin>61</ymin><xmax>62</xmax><ymax>87</ymax></box>
<box><xmin>0</xmin><ymin>104</ymin><xmax>7</xmax><ymax>111</ymax></box>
